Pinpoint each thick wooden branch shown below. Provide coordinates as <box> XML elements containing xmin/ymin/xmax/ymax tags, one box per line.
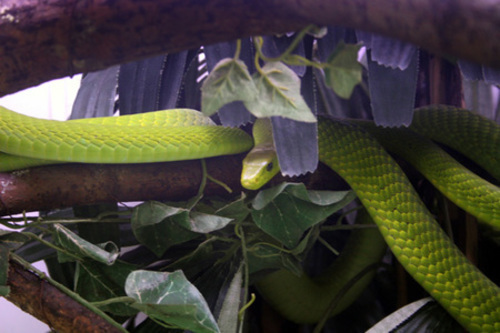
<box><xmin>6</xmin><ymin>260</ymin><xmax>122</xmax><ymax>333</ymax></box>
<box><xmin>1</xmin><ymin>0</ymin><xmax>499</xmax><ymax>96</ymax></box>
<box><xmin>0</xmin><ymin>155</ymin><xmax>341</xmax><ymax>216</ymax></box>
<box><xmin>0</xmin><ymin>155</ymin><xmax>246</xmax><ymax>216</ymax></box>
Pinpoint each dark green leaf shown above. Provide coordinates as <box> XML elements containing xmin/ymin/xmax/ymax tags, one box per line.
<box><xmin>0</xmin><ymin>230</ymin><xmax>30</xmax><ymax>250</ymax></box>
<box><xmin>75</xmin><ymin>260</ymin><xmax>137</xmax><ymax>316</ymax></box>
<box><xmin>53</xmin><ymin>224</ymin><xmax>119</xmax><ymax>265</ymax></box>
<box><xmin>215</xmin><ymin>194</ymin><xmax>251</xmax><ymax>223</ymax></box>
<box><xmin>126</xmin><ymin>270</ymin><xmax>220</xmax><ymax>333</ymax></box>
<box><xmin>131</xmin><ymin>201</ymin><xmax>198</xmax><ymax>257</ymax></box>
<box><xmin>251</xmin><ymin>183</ymin><xmax>355</xmax><ymax>248</ymax></box>
<box><xmin>131</xmin><ymin>201</ymin><xmax>231</xmax><ymax>256</ymax></box>
<box><xmin>324</xmin><ymin>42</ymin><xmax>363</xmax><ymax>99</ymax></box>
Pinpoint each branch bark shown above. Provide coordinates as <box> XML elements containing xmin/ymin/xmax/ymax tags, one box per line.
<box><xmin>0</xmin><ymin>155</ymin><xmax>340</xmax><ymax>216</ymax></box>
<box><xmin>1</xmin><ymin>0</ymin><xmax>499</xmax><ymax>96</ymax></box>
<box><xmin>0</xmin><ymin>155</ymin><xmax>246</xmax><ymax>216</ymax></box>
<box><xmin>6</xmin><ymin>260</ymin><xmax>122</xmax><ymax>333</ymax></box>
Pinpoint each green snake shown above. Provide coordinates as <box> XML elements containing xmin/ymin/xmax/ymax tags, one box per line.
<box><xmin>0</xmin><ymin>105</ymin><xmax>499</xmax><ymax>332</ymax></box>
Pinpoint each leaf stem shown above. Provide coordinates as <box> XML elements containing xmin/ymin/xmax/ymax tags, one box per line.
<box><xmin>234</xmin><ymin>39</ymin><xmax>242</xmax><ymax>60</ymax></box>
<box><xmin>317</xmin><ymin>236</ymin><xmax>340</xmax><ymax>256</ymax></box>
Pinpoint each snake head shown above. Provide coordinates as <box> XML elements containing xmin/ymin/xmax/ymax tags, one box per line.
<box><xmin>241</xmin><ymin>143</ymin><xmax>280</xmax><ymax>190</ymax></box>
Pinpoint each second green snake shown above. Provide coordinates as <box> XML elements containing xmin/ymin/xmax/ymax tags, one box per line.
<box><xmin>0</xmin><ymin>105</ymin><xmax>499</xmax><ymax>332</ymax></box>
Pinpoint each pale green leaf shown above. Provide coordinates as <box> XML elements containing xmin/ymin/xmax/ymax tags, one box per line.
<box><xmin>126</xmin><ymin>270</ymin><xmax>220</xmax><ymax>333</ymax></box>
<box><xmin>325</xmin><ymin>42</ymin><xmax>363</xmax><ymax>99</ymax></box>
<box><xmin>201</xmin><ymin>58</ymin><xmax>258</xmax><ymax>116</ymax></box>
<box><xmin>177</xmin><ymin>211</ymin><xmax>233</xmax><ymax>234</ymax></box>
<box><xmin>217</xmin><ymin>264</ymin><xmax>243</xmax><ymax>333</ymax></box>
<box><xmin>245</xmin><ymin>62</ymin><xmax>316</xmax><ymax>122</ymax></box>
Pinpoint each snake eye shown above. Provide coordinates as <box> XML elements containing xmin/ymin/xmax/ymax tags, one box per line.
<box><xmin>266</xmin><ymin>162</ymin><xmax>274</xmax><ymax>172</ymax></box>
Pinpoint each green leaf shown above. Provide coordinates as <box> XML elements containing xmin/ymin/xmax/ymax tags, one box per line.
<box><xmin>75</xmin><ymin>260</ymin><xmax>138</xmax><ymax>316</ymax></box>
<box><xmin>131</xmin><ymin>201</ymin><xmax>199</xmax><ymax>257</ymax></box>
<box><xmin>131</xmin><ymin>201</ymin><xmax>233</xmax><ymax>257</ymax></box>
<box><xmin>0</xmin><ymin>230</ymin><xmax>30</xmax><ymax>250</ymax></box>
<box><xmin>166</xmin><ymin>239</ymin><xmax>218</xmax><ymax>277</ymax></box>
<box><xmin>217</xmin><ymin>264</ymin><xmax>243</xmax><ymax>333</ymax></box>
<box><xmin>251</xmin><ymin>183</ymin><xmax>356</xmax><ymax>248</ymax></box>
<box><xmin>0</xmin><ymin>244</ymin><xmax>10</xmax><ymax>296</ymax></box>
<box><xmin>245</xmin><ymin>62</ymin><xmax>316</xmax><ymax>122</ymax></box>
<box><xmin>201</xmin><ymin>58</ymin><xmax>258</xmax><ymax>116</ymax></box>
<box><xmin>177</xmin><ymin>211</ymin><xmax>233</xmax><ymax>234</ymax></box>
<box><xmin>324</xmin><ymin>42</ymin><xmax>363</xmax><ymax>99</ymax></box>
<box><xmin>215</xmin><ymin>194</ymin><xmax>250</xmax><ymax>223</ymax></box>
<box><xmin>53</xmin><ymin>224</ymin><xmax>119</xmax><ymax>265</ymax></box>
<box><xmin>126</xmin><ymin>270</ymin><xmax>220</xmax><ymax>333</ymax></box>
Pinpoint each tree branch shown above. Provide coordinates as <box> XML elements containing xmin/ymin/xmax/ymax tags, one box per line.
<box><xmin>6</xmin><ymin>259</ymin><xmax>123</xmax><ymax>333</ymax></box>
<box><xmin>1</xmin><ymin>0</ymin><xmax>499</xmax><ymax>96</ymax></box>
<box><xmin>0</xmin><ymin>155</ymin><xmax>246</xmax><ymax>216</ymax></box>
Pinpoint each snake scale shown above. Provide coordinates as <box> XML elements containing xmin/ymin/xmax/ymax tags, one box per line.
<box><xmin>0</xmin><ymin>105</ymin><xmax>499</xmax><ymax>332</ymax></box>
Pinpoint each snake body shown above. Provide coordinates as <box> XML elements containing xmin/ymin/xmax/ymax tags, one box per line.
<box><xmin>0</xmin><ymin>107</ymin><xmax>253</xmax><ymax>171</ymax></box>
<box><xmin>1</xmin><ymin>105</ymin><xmax>499</xmax><ymax>332</ymax></box>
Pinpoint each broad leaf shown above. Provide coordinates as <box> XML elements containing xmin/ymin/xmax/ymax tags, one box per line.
<box><xmin>251</xmin><ymin>183</ymin><xmax>356</xmax><ymax>248</ymax></box>
<box><xmin>178</xmin><ymin>211</ymin><xmax>233</xmax><ymax>234</ymax></box>
<box><xmin>131</xmin><ymin>201</ymin><xmax>199</xmax><ymax>257</ymax></box>
<box><xmin>201</xmin><ymin>58</ymin><xmax>258</xmax><ymax>116</ymax></box>
<box><xmin>126</xmin><ymin>270</ymin><xmax>220</xmax><ymax>333</ymax></box>
<box><xmin>131</xmin><ymin>201</ymin><xmax>232</xmax><ymax>257</ymax></box>
<box><xmin>215</xmin><ymin>194</ymin><xmax>251</xmax><ymax>223</ymax></box>
<box><xmin>0</xmin><ymin>230</ymin><xmax>30</xmax><ymax>250</ymax></box>
<box><xmin>317</xmin><ymin>27</ymin><xmax>349</xmax><ymax>62</ymax></box>
<box><xmin>325</xmin><ymin>42</ymin><xmax>363</xmax><ymax>99</ymax></box>
<box><xmin>245</xmin><ymin>62</ymin><xmax>316</xmax><ymax>122</ymax></box>
<box><xmin>53</xmin><ymin>224</ymin><xmax>119</xmax><ymax>265</ymax></box>
<box><xmin>75</xmin><ymin>260</ymin><xmax>137</xmax><ymax>316</ymax></box>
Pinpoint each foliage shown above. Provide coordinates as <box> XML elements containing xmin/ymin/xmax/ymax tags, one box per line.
<box><xmin>1</xmin><ymin>24</ymin><xmax>499</xmax><ymax>333</ymax></box>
